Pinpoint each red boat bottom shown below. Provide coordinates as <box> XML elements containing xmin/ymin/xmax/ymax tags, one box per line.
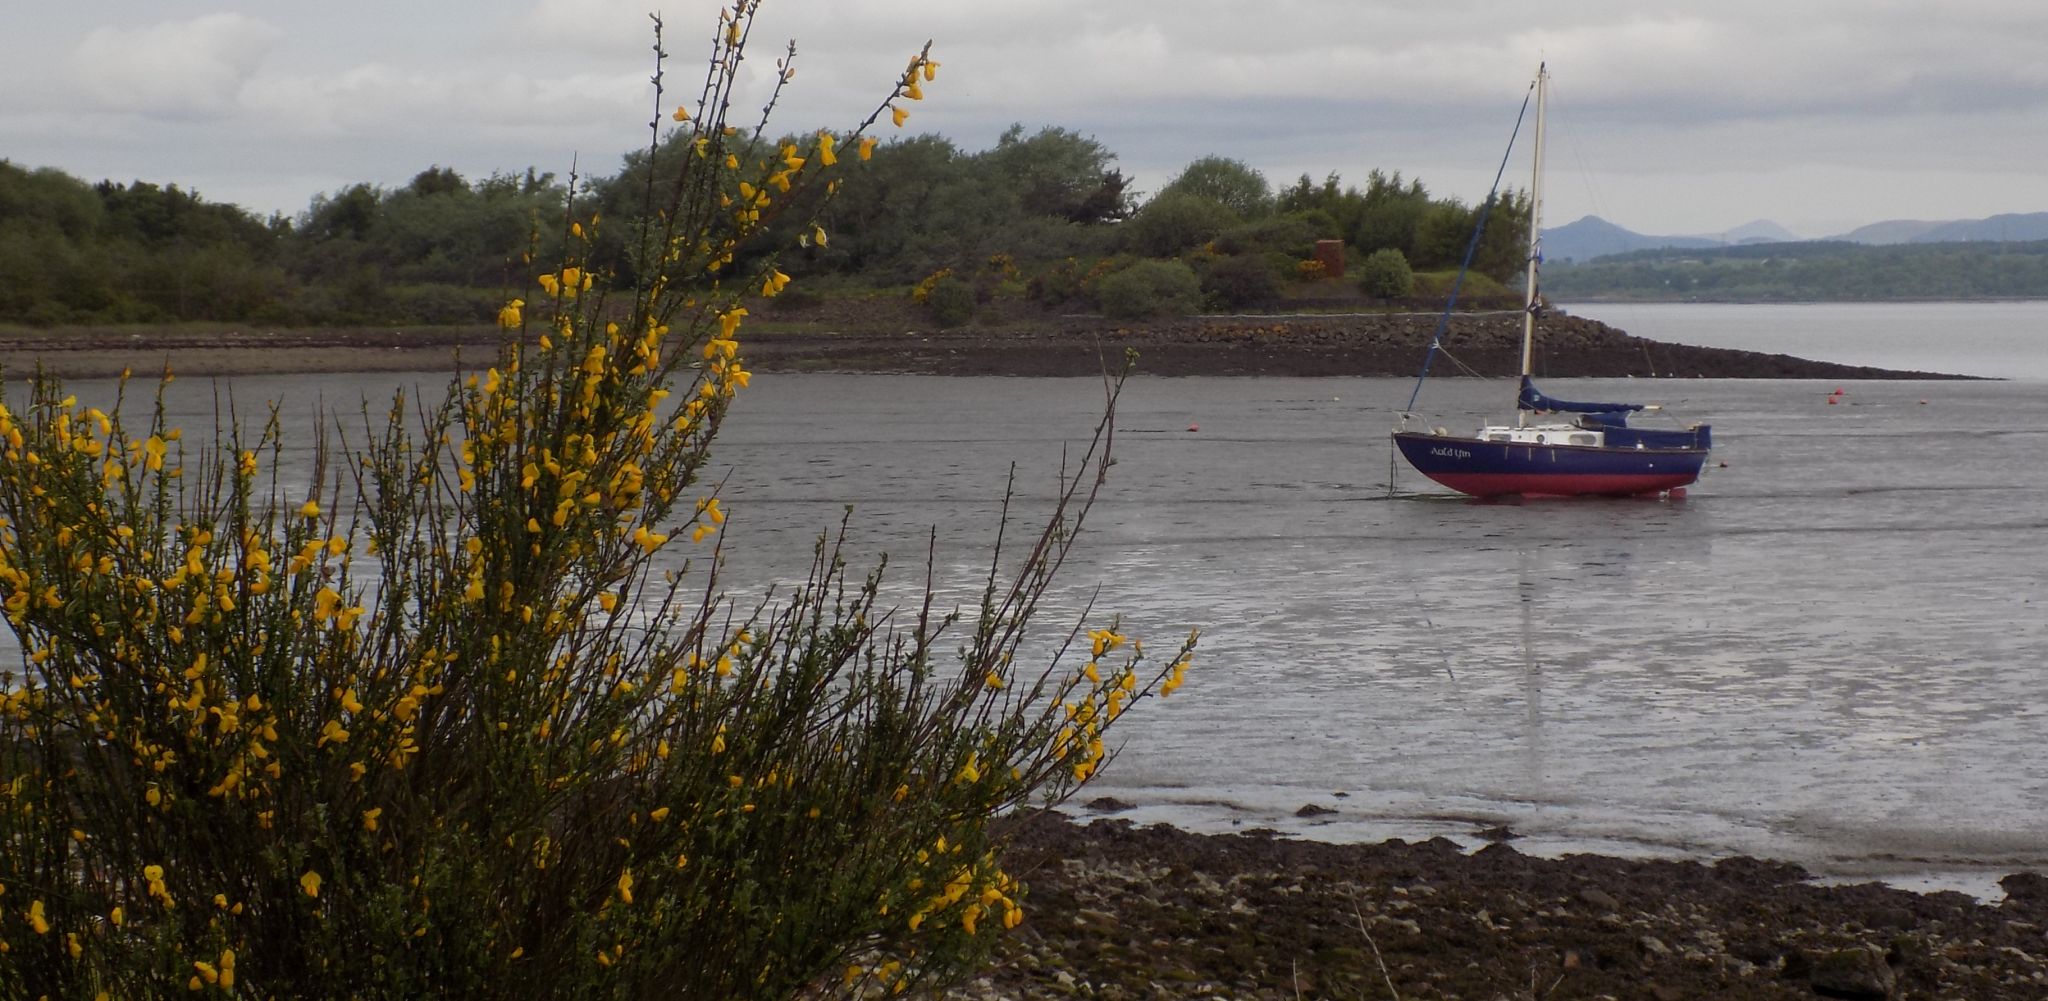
<box><xmin>1421</xmin><ymin>470</ymin><xmax>1700</xmax><ymax>498</ymax></box>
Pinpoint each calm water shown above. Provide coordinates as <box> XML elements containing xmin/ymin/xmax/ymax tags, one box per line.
<box><xmin>15</xmin><ymin>304</ymin><xmax>2048</xmax><ymax>890</ymax></box>
<box><xmin>707</xmin><ymin>372</ymin><xmax>2048</xmax><ymax>892</ymax></box>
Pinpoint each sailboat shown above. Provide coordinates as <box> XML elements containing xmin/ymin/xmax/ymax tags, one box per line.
<box><xmin>1391</xmin><ymin>65</ymin><xmax>1712</xmax><ymax>498</ymax></box>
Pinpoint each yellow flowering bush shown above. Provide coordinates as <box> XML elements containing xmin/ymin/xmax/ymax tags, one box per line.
<box><xmin>0</xmin><ymin>5</ymin><xmax>1192</xmax><ymax>999</ymax></box>
<box><xmin>909</xmin><ymin>266</ymin><xmax>954</xmax><ymax>304</ymax></box>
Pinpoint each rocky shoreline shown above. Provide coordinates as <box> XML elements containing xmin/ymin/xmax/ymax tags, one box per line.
<box><xmin>956</xmin><ymin>812</ymin><xmax>2048</xmax><ymax>1000</ymax></box>
<box><xmin>0</xmin><ymin>311</ymin><xmax>1970</xmax><ymax>380</ymax></box>
<box><xmin>740</xmin><ymin>311</ymin><xmax>1969</xmax><ymax>381</ymax></box>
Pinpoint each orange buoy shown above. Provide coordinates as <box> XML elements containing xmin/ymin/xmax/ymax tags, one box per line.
<box><xmin>1187</xmin><ymin>423</ymin><xmax>1199</xmax><ymax>432</ymax></box>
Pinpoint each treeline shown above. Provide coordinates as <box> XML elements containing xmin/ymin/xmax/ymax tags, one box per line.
<box><xmin>0</xmin><ymin>127</ymin><xmax>1529</xmax><ymax>327</ymax></box>
<box><xmin>1544</xmin><ymin>239</ymin><xmax>2048</xmax><ymax>301</ymax></box>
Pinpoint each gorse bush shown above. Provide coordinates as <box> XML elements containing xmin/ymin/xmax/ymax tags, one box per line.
<box><xmin>0</xmin><ymin>5</ymin><xmax>1195</xmax><ymax>998</ymax></box>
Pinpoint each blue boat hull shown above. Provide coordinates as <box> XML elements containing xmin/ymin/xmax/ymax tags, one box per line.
<box><xmin>1392</xmin><ymin>431</ymin><xmax>1708</xmax><ymax>498</ymax></box>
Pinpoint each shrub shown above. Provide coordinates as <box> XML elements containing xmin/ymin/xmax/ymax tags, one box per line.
<box><xmin>1213</xmin><ymin>215</ymin><xmax>1315</xmax><ymax>258</ymax></box>
<box><xmin>1413</xmin><ymin>267</ymin><xmax>1513</xmax><ymax>304</ymax></box>
<box><xmin>1095</xmin><ymin>259</ymin><xmax>1203</xmax><ymax>319</ymax></box>
<box><xmin>0</xmin><ymin>10</ymin><xmax>1195</xmax><ymax>1000</ymax></box>
<box><xmin>1027</xmin><ymin>256</ymin><xmax>1120</xmax><ymax>307</ymax></box>
<box><xmin>924</xmin><ymin>275</ymin><xmax>977</xmax><ymax>326</ymax></box>
<box><xmin>1359</xmin><ymin>247</ymin><xmax>1416</xmax><ymax>301</ymax></box>
<box><xmin>1200</xmin><ymin>253</ymin><xmax>1283</xmax><ymax>309</ymax></box>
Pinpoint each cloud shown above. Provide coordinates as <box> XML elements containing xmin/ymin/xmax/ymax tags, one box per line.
<box><xmin>71</xmin><ymin>13</ymin><xmax>282</xmax><ymax>118</ymax></box>
<box><xmin>18</xmin><ymin>0</ymin><xmax>2048</xmax><ymax>232</ymax></box>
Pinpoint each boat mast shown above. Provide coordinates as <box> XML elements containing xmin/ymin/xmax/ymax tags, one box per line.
<box><xmin>1518</xmin><ymin>64</ymin><xmax>1547</xmax><ymax>423</ymax></box>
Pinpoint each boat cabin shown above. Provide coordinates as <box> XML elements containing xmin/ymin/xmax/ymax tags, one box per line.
<box><xmin>1479</xmin><ymin>423</ymin><xmax>1603</xmax><ymax>448</ymax></box>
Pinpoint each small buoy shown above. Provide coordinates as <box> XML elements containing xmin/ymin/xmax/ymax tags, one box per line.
<box><xmin>1718</xmin><ymin>461</ymin><xmax>1727</xmax><ymax>468</ymax></box>
<box><xmin>1919</xmin><ymin>399</ymin><xmax>1928</xmax><ymax>405</ymax></box>
<box><xmin>1186</xmin><ymin>423</ymin><xmax>1199</xmax><ymax>432</ymax></box>
<box><xmin>1826</xmin><ymin>396</ymin><xmax>1838</xmax><ymax>405</ymax></box>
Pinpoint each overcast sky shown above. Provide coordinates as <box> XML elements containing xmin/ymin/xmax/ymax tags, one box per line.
<box><xmin>9</xmin><ymin>1</ymin><xmax>2048</xmax><ymax>239</ymax></box>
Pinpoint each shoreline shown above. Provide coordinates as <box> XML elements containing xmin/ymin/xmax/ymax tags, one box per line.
<box><xmin>0</xmin><ymin>313</ymin><xmax>1973</xmax><ymax>380</ymax></box>
<box><xmin>957</xmin><ymin>812</ymin><xmax>2048</xmax><ymax>1000</ymax></box>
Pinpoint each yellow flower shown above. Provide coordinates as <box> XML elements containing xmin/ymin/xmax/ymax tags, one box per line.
<box><xmin>890</xmin><ymin>105</ymin><xmax>908</xmax><ymax>127</ymax></box>
<box><xmin>363</xmin><ymin>807</ymin><xmax>382</xmax><ymax>831</ymax></box>
<box><xmin>299</xmin><ymin>499</ymin><xmax>321</xmax><ymax>519</ymax></box>
<box><xmin>537</xmin><ymin>273</ymin><xmax>560</xmax><ymax>295</ymax></box>
<box><xmin>497</xmin><ymin>298</ymin><xmax>524</xmax><ymax>329</ymax></box>
<box><xmin>28</xmin><ymin>898</ymin><xmax>49</xmax><ymax>934</ymax></box>
<box><xmin>671</xmin><ymin>105</ymin><xmax>691</xmax><ymax>122</ymax></box>
<box><xmin>817</xmin><ymin>132</ymin><xmax>838</xmax><ymax>166</ymax></box>
<box><xmin>616</xmin><ymin>869</ymin><xmax>634</xmax><ymax>905</ymax></box>
<box><xmin>923</xmin><ymin>59</ymin><xmax>941</xmax><ymax>81</ymax></box>
<box><xmin>718</xmin><ymin>307</ymin><xmax>748</xmax><ymax>340</ymax></box>
<box><xmin>904</xmin><ymin>77</ymin><xmax>922</xmax><ymax>101</ymax></box>
<box><xmin>859</xmin><ymin>136</ymin><xmax>878</xmax><ymax>161</ymax></box>
<box><xmin>300</xmin><ymin>870</ymin><xmax>322</xmax><ymax>898</ymax></box>
<box><xmin>761</xmin><ymin>269</ymin><xmax>791</xmax><ymax>297</ymax></box>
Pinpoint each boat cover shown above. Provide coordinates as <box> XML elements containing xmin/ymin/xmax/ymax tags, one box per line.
<box><xmin>1518</xmin><ymin>376</ymin><xmax>1644</xmax><ymax>415</ymax></box>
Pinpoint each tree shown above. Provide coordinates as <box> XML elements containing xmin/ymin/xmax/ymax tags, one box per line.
<box><xmin>982</xmin><ymin>124</ymin><xmax>1131</xmax><ymax>223</ymax></box>
<box><xmin>1121</xmin><ymin>191</ymin><xmax>1236</xmax><ymax>257</ymax></box>
<box><xmin>407</xmin><ymin>165</ymin><xmax>470</xmax><ymax>197</ymax></box>
<box><xmin>1157</xmin><ymin>156</ymin><xmax>1271</xmax><ymax>218</ymax></box>
<box><xmin>1350</xmin><ymin>169</ymin><xmax>1431</xmax><ymax>259</ymax></box>
<box><xmin>1358</xmin><ymin>247</ymin><xmax>1415</xmax><ymax>300</ymax></box>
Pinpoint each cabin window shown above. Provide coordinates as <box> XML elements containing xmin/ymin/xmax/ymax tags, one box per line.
<box><xmin>1487</xmin><ymin>433</ymin><xmax>1510</xmax><ymax>442</ymax></box>
<box><xmin>1569</xmin><ymin>433</ymin><xmax>1596</xmax><ymax>446</ymax></box>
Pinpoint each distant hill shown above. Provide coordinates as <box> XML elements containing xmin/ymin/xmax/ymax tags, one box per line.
<box><xmin>1833</xmin><ymin>219</ymin><xmax>1945</xmax><ymax>244</ymax></box>
<box><xmin>1541</xmin><ymin>215</ymin><xmax>1720</xmax><ymax>263</ymax></box>
<box><xmin>1549</xmin><ymin>210</ymin><xmax>2048</xmax><ymax>262</ymax></box>
<box><xmin>1832</xmin><ymin>213</ymin><xmax>2048</xmax><ymax>244</ymax></box>
<box><xmin>1542</xmin><ymin>237</ymin><xmax>2048</xmax><ymax>301</ymax></box>
<box><xmin>1909</xmin><ymin>212</ymin><xmax>2048</xmax><ymax>244</ymax></box>
<box><xmin>1720</xmin><ymin>219</ymin><xmax>1801</xmax><ymax>244</ymax></box>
